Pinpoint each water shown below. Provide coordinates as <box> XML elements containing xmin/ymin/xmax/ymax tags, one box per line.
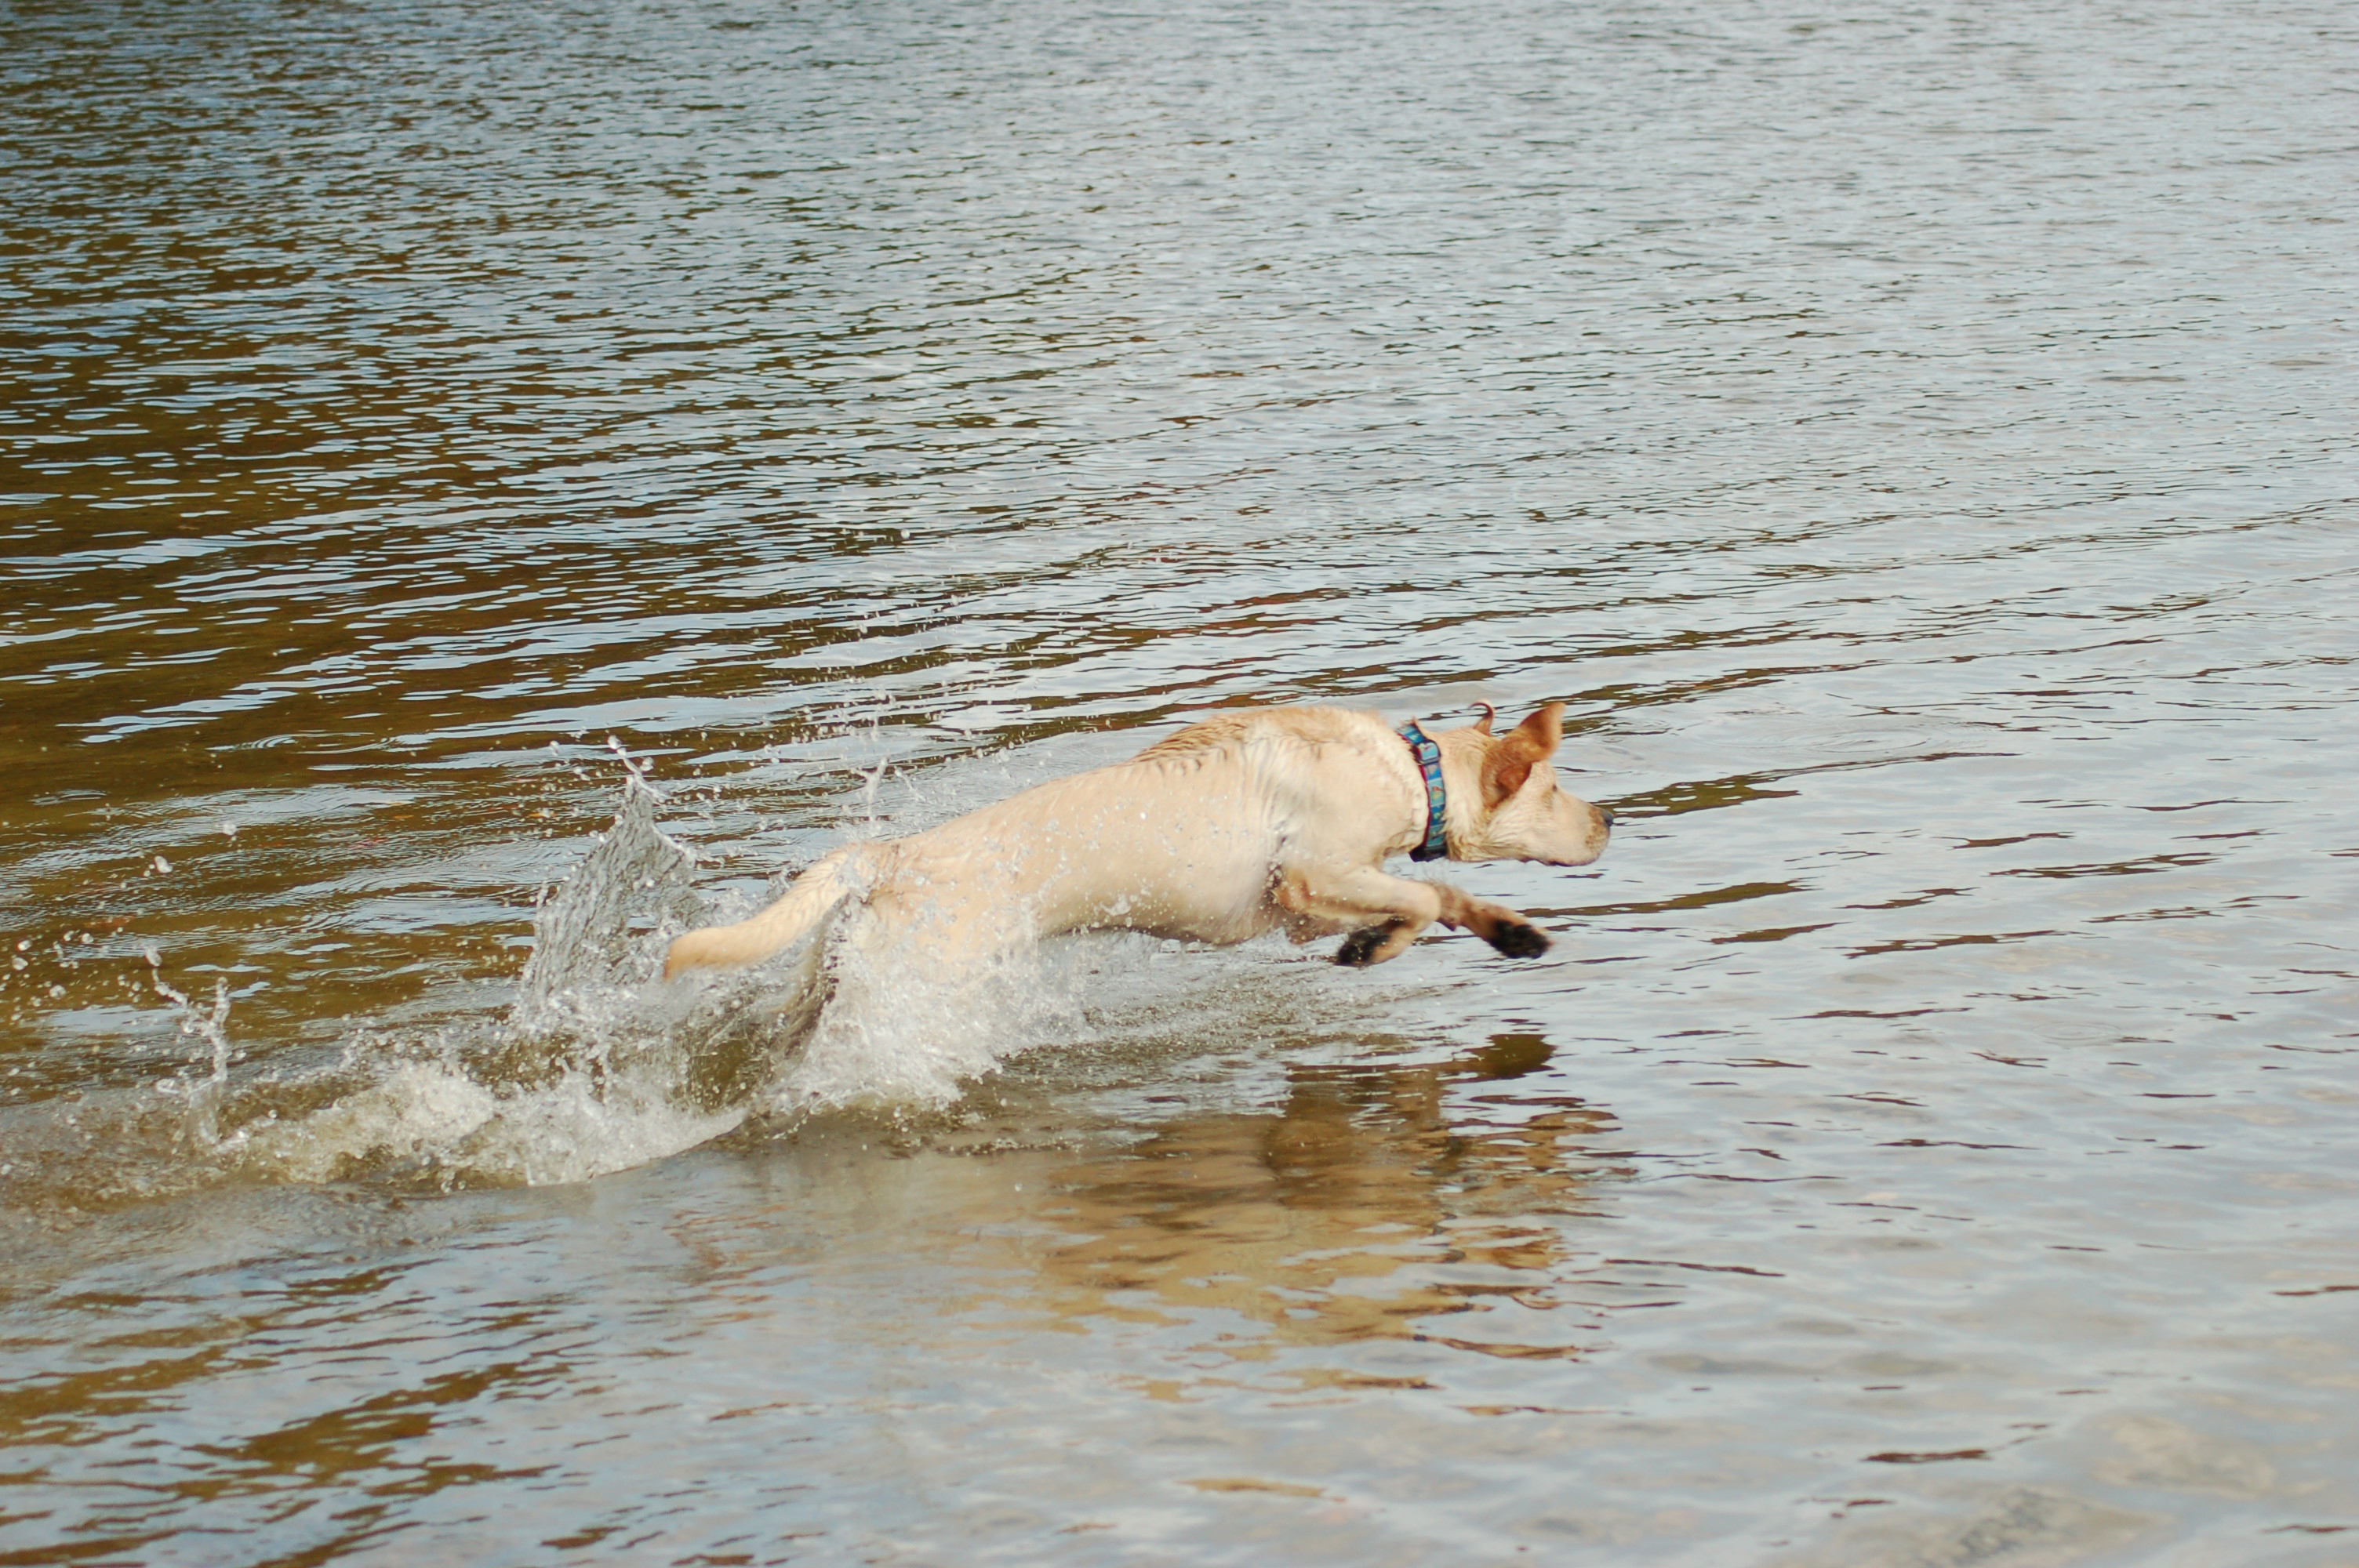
<box><xmin>4</xmin><ymin>0</ymin><xmax>2356</xmax><ymax>1559</ymax></box>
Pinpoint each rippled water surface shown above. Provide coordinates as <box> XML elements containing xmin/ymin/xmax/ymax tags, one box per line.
<box><xmin>5</xmin><ymin>0</ymin><xmax>2357</xmax><ymax>1561</ymax></box>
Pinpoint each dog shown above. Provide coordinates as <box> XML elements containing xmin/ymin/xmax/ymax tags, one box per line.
<box><xmin>663</xmin><ymin>702</ymin><xmax>1611</xmax><ymax>981</ymax></box>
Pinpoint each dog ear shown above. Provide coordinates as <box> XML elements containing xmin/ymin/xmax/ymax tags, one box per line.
<box><xmin>1471</xmin><ymin>702</ymin><xmax>1496</xmax><ymax>735</ymax></box>
<box><xmin>1480</xmin><ymin>703</ymin><xmax>1565</xmax><ymax>808</ymax></box>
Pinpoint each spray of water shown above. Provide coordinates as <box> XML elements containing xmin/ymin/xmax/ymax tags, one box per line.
<box><xmin>220</xmin><ymin>768</ymin><xmax>765</xmax><ymax>1188</ymax></box>
<box><xmin>146</xmin><ymin>951</ymin><xmax>231</xmax><ymax>1144</ymax></box>
<box><xmin>204</xmin><ymin>761</ymin><xmax>1117</xmax><ymax>1189</ymax></box>
<box><xmin>4</xmin><ymin>755</ymin><xmax>1312</xmax><ymax>1212</ymax></box>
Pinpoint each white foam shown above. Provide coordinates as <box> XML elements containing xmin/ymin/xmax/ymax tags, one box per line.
<box><xmin>224</xmin><ymin>1057</ymin><xmax>745</xmax><ymax>1189</ymax></box>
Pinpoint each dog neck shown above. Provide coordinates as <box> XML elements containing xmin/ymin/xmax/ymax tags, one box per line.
<box><xmin>1397</xmin><ymin>720</ymin><xmax>1449</xmax><ymax>861</ymax></box>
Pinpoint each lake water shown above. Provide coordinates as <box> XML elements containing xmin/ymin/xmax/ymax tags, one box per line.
<box><xmin>3</xmin><ymin>0</ymin><xmax>2356</xmax><ymax>1561</ymax></box>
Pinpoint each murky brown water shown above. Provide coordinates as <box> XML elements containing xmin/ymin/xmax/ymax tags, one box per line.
<box><xmin>5</xmin><ymin>0</ymin><xmax>2357</xmax><ymax>1561</ymax></box>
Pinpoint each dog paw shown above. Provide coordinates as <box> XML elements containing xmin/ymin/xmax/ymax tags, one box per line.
<box><xmin>1335</xmin><ymin>927</ymin><xmax>1390</xmax><ymax>967</ymax></box>
<box><xmin>1488</xmin><ymin>921</ymin><xmax>1551</xmax><ymax>959</ymax></box>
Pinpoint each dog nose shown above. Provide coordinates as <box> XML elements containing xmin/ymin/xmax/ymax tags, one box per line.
<box><xmin>1598</xmin><ymin>805</ymin><xmax>1616</xmax><ymax>826</ymax></box>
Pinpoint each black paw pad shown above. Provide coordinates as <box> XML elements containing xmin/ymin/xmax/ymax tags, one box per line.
<box><xmin>1336</xmin><ymin>927</ymin><xmax>1389</xmax><ymax>967</ymax></box>
<box><xmin>1489</xmin><ymin>921</ymin><xmax>1550</xmax><ymax>958</ymax></box>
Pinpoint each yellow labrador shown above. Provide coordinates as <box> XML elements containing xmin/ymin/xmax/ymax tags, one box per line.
<box><xmin>663</xmin><ymin>702</ymin><xmax>1610</xmax><ymax>979</ymax></box>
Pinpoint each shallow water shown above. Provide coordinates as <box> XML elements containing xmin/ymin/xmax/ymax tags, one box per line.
<box><xmin>4</xmin><ymin>0</ymin><xmax>2357</xmax><ymax>1561</ymax></box>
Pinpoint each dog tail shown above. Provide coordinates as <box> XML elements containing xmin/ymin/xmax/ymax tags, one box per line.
<box><xmin>663</xmin><ymin>844</ymin><xmax>871</xmax><ymax>980</ymax></box>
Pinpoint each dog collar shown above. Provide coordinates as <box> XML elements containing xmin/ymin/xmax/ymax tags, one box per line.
<box><xmin>1398</xmin><ymin>720</ymin><xmax>1448</xmax><ymax>861</ymax></box>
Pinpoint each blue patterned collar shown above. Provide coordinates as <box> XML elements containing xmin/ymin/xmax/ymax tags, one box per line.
<box><xmin>1398</xmin><ymin>720</ymin><xmax>1448</xmax><ymax>861</ymax></box>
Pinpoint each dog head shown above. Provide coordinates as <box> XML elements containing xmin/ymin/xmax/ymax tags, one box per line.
<box><xmin>1440</xmin><ymin>702</ymin><xmax>1612</xmax><ymax>866</ymax></box>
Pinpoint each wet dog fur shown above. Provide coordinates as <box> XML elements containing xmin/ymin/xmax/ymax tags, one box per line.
<box><xmin>663</xmin><ymin>703</ymin><xmax>1610</xmax><ymax>981</ymax></box>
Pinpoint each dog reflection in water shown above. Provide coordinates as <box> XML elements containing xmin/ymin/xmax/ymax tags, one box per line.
<box><xmin>664</xmin><ymin>703</ymin><xmax>1611</xmax><ymax>982</ymax></box>
<box><xmin>981</xmin><ymin>1033</ymin><xmax>1609</xmax><ymax>1356</ymax></box>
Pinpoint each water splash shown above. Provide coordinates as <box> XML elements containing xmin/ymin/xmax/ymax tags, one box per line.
<box><xmin>9</xmin><ymin>767</ymin><xmax>1286</xmax><ymax>1209</ymax></box>
<box><xmin>208</xmin><ymin>755</ymin><xmax>1017</xmax><ymax>1188</ymax></box>
<box><xmin>227</xmin><ymin>768</ymin><xmax>762</xmax><ymax>1188</ymax></box>
<box><xmin>511</xmin><ymin>764</ymin><xmax>706</xmax><ymax>1033</ymax></box>
<box><xmin>776</xmin><ymin>916</ymin><xmax>1089</xmax><ymax>1111</ymax></box>
<box><xmin>146</xmin><ymin>950</ymin><xmax>231</xmax><ymax>1145</ymax></box>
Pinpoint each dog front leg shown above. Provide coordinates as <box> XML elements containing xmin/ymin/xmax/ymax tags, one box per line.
<box><xmin>1429</xmin><ymin>881</ymin><xmax>1552</xmax><ymax>960</ymax></box>
<box><xmin>1273</xmin><ymin>866</ymin><xmax>1437</xmax><ymax>965</ymax></box>
<box><xmin>1274</xmin><ymin>866</ymin><xmax>1547</xmax><ymax>966</ymax></box>
<box><xmin>1274</xmin><ymin>866</ymin><xmax>1551</xmax><ymax>966</ymax></box>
